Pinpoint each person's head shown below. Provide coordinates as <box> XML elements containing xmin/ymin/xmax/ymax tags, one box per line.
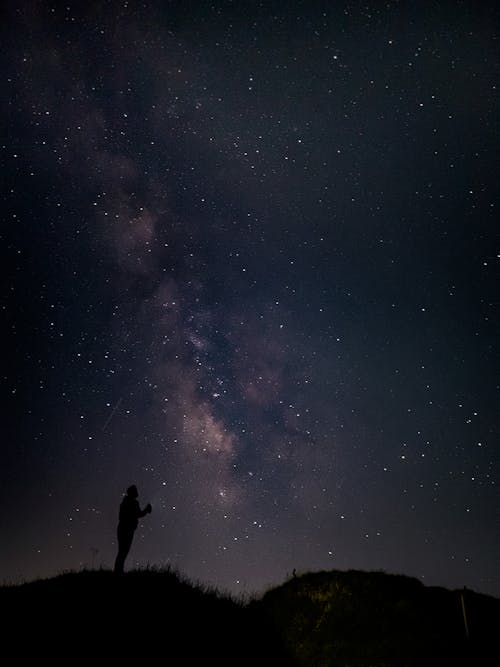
<box><xmin>126</xmin><ymin>485</ymin><xmax>138</xmax><ymax>498</ymax></box>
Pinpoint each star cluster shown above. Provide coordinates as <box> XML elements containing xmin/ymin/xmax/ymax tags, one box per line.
<box><xmin>2</xmin><ymin>2</ymin><xmax>498</xmax><ymax>596</ymax></box>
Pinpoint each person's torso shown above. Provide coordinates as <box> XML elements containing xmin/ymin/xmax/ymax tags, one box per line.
<box><xmin>118</xmin><ymin>496</ymin><xmax>139</xmax><ymax>529</ymax></box>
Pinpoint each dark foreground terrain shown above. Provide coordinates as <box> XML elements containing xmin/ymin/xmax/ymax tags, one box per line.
<box><xmin>2</xmin><ymin>568</ymin><xmax>498</xmax><ymax>666</ymax></box>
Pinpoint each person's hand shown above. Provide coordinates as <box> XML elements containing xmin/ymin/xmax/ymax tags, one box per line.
<box><xmin>146</xmin><ymin>503</ymin><xmax>152</xmax><ymax>514</ymax></box>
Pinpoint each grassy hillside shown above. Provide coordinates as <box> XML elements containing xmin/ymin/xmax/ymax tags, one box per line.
<box><xmin>1</xmin><ymin>567</ymin><xmax>290</xmax><ymax>665</ymax></box>
<box><xmin>2</xmin><ymin>567</ymin><xmax>498</xmax><ymax>666</ymax></box>
<box><xmin>256</xmin><ymin>569</ymin><xmax>499</xmax><ymax>666</ymax></box>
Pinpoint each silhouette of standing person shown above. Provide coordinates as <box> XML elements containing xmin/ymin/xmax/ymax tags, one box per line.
<box><xmin>114</xmin><ymin>484</ymin><xmax>152</xmax><ymax>574</ymax></box>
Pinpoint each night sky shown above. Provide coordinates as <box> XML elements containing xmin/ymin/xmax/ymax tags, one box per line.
<box><xmin>2</xmin><ymin>2</ymin><xmax>499</xmax><ymax>597</ymax></box>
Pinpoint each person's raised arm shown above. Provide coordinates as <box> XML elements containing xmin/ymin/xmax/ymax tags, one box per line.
<box><xmin>139</xmin><ymin>503</ymin><xmax>152</xmax><ymax>517</ymax></box>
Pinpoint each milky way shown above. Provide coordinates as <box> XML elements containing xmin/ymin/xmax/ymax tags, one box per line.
<box><xmin>2</xmin><ymin>2</ymin><xmax>499</xmax><ymax>596</ymax></box>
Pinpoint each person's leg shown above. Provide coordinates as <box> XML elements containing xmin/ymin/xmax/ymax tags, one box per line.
<box><xmin>114</xmin><ymin>547</ymin><xmax>125</xmax><ymax>574</ymax></box>
<box><xmin>114</xmin><ymin>528</ymin><xmax>134</xmax><ymax>573</ymax></box>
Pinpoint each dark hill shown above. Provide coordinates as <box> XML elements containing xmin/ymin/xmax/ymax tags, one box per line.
<box><xmin>256</xmin><ymin>569</ymin><xmax>499</xmax><ymax>666</ymax></box>
<box><xmin>1</xmin><ymin>567</ymin><xmax>291</xmax><ymax>665</ymax></box>
<box><xmin>2</xmin><ymin>568</ymin><xmax>498</xmax><ymax>666</ymax></box>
